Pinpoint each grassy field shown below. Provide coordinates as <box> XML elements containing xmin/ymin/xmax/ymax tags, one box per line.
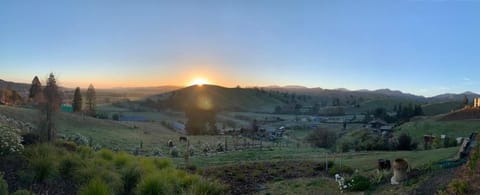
<box><xmin>180</xmin><ymin>146</ymin><xmax>458</xmax><ymax>171</ymax></box>
<box><xmin>395</xmin><ymin>115</ymin><xmax>479</xmax><ymax>141</ymax></box>
<box><xmin>422</xmin><ymin>101</ymin><xmax>463</xmax><ymax>116</ymax></box>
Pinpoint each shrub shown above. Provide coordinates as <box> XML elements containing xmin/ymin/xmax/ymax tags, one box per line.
<box><xmin>78</xmin><ymin>146</ymin><xmax>94</xmax><ymax>159</ymax></box>
<box><xmin>346</xmin><ymin>175</ymin><xmax>371</xmax><ymax>191</ymax></box>
<box><xmin>0</xmin><ymin>172</ymin><xmax>8</xmax><ymax>195</ymax></box>
<box><xmin>55</xmin><ymin>140</ymin><xmax>77</xmax><ymax>151</ymax></box>
<box><xmin>58</xmin><ymin>155</ymin><xmax>83</xmax><ymax>179</ymax></box>
<box><xmin>79</xmin><ymin>178</ymin><xmax>110</xmax><ymax>195</ymax></box>
<box><xmin>99</xmin><ymin>149</ymin><xmax>114</xmax><ymax>161</ymax></box>
<box><xmin>447</xmin><ymin>179</ymin><xmax>468</xmax><ymax>195</ymax></box>
<box><xmin>397</xmin><ymin>133</ymin><xmax>414</xmax><ymax>151</ymax></box>
<box><xmin>21</xmin><ymin>133</ymin><xmax>40</xmax><ymax>145</ymax></box>
<box><xmin>121</xmin><ymin>165</ymin><xmax>143</xmax><ymax>195</ymax></box>
<box><xmin>328</xmin><ymin>165</ymin><xmax>354</xmax><ymax>176</ymax></box>
<box><xmin>0</xmin><ymin>125</ymin><xmax>24</xmax><ymax>156</ymax></box>
<box><xmin>216</xmin><ymin>142</ymin><xmax>224</xmax><ymax>152</ymax></box>
<box><xmin>170</xmin><ymin>147</ymin><xmax>179</xmax><ymax>157</ymax></box>
<box><xmin>65</xmin><ymin>133</ymin><xmax>90</xmax><ymax>146</ymax></box>
<box><xmin>114</xmin><ymin>152</ymin><xmax>133</xmax><ymax>168</ymax></box>
<box><xmin>306</xmin><ymin>128</ymin><xmax>337</xmax><ymax>148</ymax></box>
<box><xmin>188</xmin><ymin>179</ymin><xmax>227</xmax><ymax>195</ymax></box>
<box><xmin>11</xmin><ymin>190</ymin><xmax>33</xmax><ymax>195</ymax></box>
<box><xmin>137</xmin><ymin>174</ymin><xmax>173</xmax><ymax>195</ymax></box>
<box><xmin>25</xmin><ymin>144</ymin><xmax>57</xmax><ymax>182</ymax></box>
<box><xmin>152</xmin><ymin>158</ymin><xmax>172</xmax><ymax>170</ymax></box>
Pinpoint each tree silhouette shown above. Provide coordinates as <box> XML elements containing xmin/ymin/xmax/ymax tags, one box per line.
<box><xmin>41</xmin><ymin>73</ymin><xmax>62</xmax><ymax>142</ymax></box>
<box><xmin>86</xmin><ymin>84</ymin><xmax>96</xmax><ymax>116</ymax></box>
<box><xmin>72</xmin><ymin>87</ymin><xmax>83</xmax><ymax>112</ymax></box>
<box><xmin>29</xmin><ymin>76</ymin><xmax>43</xmax><ymax>104</ymax></box>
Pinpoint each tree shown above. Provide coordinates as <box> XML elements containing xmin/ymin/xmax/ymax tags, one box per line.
<box><xmin>86</xmin><ymin>84</ymin><xmax>96</xmax><ymax>116</ymax></box>
<box><xmin>305</xmin><ymin>128</ymin><xmax>337</xmax><ymax>148</ymax></box>
<box><xmin>72</xmin><ymin>87</ymin><xmax>83</xmax><ymax>112</ymax></box>
<box><xmin>464</xmin><ymin>95</ymin><xmax>469</xmax><ymax>106</ymax></box>
<box><xmin>29</xmin><ymin>76</ymin><xmax>43</xmax><ymax>104</ymax></box>
<box><xmin>397</xmin><ymin>133</ymin><xmax>416</xmax><ymax>150</ymax></box>
<box><xmin>185</xmin><ymin>107</ymin><xmax>217</xmax><ymax>135</ymax></box>
<box><xmin>41</xmin><ymin>73</ymin><xmax>62</xmax><ymax>142</ymax></box>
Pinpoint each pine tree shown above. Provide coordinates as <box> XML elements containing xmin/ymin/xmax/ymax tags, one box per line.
<box><xmin>41</xmin><ymin>73</ymin><xmax>62</xmax><ymax>142</ymax></box>
<box><xmin>29</xmin><ymin>76</ymin><xmax>43</xmax><ymax>104</ymax></box>
<box><xmin>464</xmin><ymin>95</ymin><xmax>469</xmax><ymax>106</ymax></box>
<box><xmin>86</xmin><ymin>84</ymin><xmax>96</xmax><ymax>116</ymax></box>
<box><xmin>72</xmin><ymin>87</ymin><xmax>83</xmax><ymax>112</ymax></box>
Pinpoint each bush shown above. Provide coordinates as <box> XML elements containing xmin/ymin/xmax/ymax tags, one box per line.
<box><xmin>169</xmin><ymin>147</ymin><xmax>179</xmax><ymax>157</ymax></box>
<box><xmin>99</xmin><ymin>149</ymin><xmax>114</xmax><ymax>161</ymax></box>
<box><xmin>11</xmin><ymin>190</ymin><xmax>33</xmax><ymax>195</ymax></box>
<box><xmin>137</xmin><ymin>174</ymin><xmax>173</xmax><ymax>195</ymax></box>
<box><xmin>447</xmin><ymin>179</ymin><xmax>468</xmax><ymax>195</ymax></box>
<box><xmin>0</xmin><ymin>172</ymin><xmax>8</xmax><ymax>195</ymax></box>
<box><xmin>79</xmin><ymin>178</ymin><xmax>110</xmax><ymax>195</ymax></box>
<box><xmin>0</xmin><ymin>125</ymin><xmax>24</xmax><ymax>156</ymax></box>
<box><xmin>21</xmin><ymin>133</ymin><xmax>40</xmax><ymax>145</ymax></box>
<box><xmin>397</xmin><ymin>133</ymin><xmax>415</xmax><ymax>151</ymax></box>
<box><xmin>114</xmin><ymin>152</ymin><xmax>133</xmax><ymax>168</ymax></box>
<box><xmin>58</xmin><ymin>155</ymin><xmax>83</xmax><ymax>179</ymax></box>
<box><xmin>121</xmin><ymin>165</ymin><xmax>142</xmax><ymax>195</ymax></box>
<box><xmin>25</xmin><ymin>145</ymin><xmax>57</xmax><ymax>182</ymax></box>
<box><xmin>188</xmin><ymin>179</ymin><xmax>227</xmax><ymax>195</ymax></box>
<box><xmin>328</xmin><ymin>165</ymin><xmax>354</xmax><ymax>176</ymax></box>
<box><xmin>65</xmin><ymin>133</ymin><xmax>90</xmax><ymax>146</ymax></box>
<box><xmin>346</xmin><ymin>175</ymin><xmax>371</xmax><ymax>191</ymax></box>
<box><xmin>306</xmin><ymin>128</ymin><xmax>337</xmax><ymax>148</ymax></box>
<box><xmin>152</xmin><ymin>159</ymin><xmax>172</xmax><ymax>170</ymax></box>
<box><xmin>55</xmin><ymin>140</ymin><xmax>78</xmax><ymax>151</ymax></box>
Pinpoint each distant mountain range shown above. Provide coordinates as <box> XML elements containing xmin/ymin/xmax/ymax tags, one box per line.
<box><xmin>1</xmin><ymin>78</ymin><xmax>478</xmax><ymax>107</ymax></box>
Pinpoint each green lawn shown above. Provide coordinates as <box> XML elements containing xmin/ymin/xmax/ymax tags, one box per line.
<box><xmin>395</xmin><ymin>115</ymin><xmax>479</xmax><ymax>141</ymax></box>
<box><xmin>422</xmin><ymin>101</ymin><xmax>463</xmax><ymax>116</ymax></box>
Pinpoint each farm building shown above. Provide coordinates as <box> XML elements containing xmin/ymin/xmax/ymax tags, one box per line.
<box><xmin>60</xmin><ymin>104</ymin><xmax>73</xmax><ymax>112</ymax></box>
<box><xmin>474</xmin><ymin>97</ymin><xmax>480</xmax><ymax>108</ymax></box>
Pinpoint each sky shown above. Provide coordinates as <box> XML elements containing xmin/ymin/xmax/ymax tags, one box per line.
<box><xmin>1</xmin><ymin>0</ymin><xmax>480</xmax><ymax>96</ymax></box>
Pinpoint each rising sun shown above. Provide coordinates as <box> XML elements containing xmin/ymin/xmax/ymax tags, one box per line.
<box><xmin>190</xmin><ymin>78</ymin><xmax>209</xmax><ymax>86</ymax></box>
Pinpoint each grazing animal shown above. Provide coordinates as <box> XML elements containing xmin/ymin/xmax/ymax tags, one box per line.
<box><xmin>179</xmin><ymin>136</ymin><xmax>188</xmax><ymax>142</ymax></box>
<box><xmin>167</xmin><ymin>140</ymin><xmax>174</xmax><ymax>147</ymax></box>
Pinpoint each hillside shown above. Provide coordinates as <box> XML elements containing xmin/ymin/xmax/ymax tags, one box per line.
<box><xmin>148</xmin><ymin>85</ymin><xmax>288</xmax><ymax>112</ymax></box>
<box><xmin>422</xmin><ymin>101</ymin><xmax>464</xmax><ymax>116</ymax></box>
<box><xmin>440</xmin><ymin>107</ymin><xmax>480</xmax><ymax>121</ymax></box>
<box><xmin>0</xmin><ymin>79</ymin><xmax>30</xmax><ymax>98</ymax></box>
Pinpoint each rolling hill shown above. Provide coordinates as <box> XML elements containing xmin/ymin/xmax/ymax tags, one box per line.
<box><xmin>147</xmin><ymin>85</ymin><xmax>288</xmax><ymax>112</ymax></box>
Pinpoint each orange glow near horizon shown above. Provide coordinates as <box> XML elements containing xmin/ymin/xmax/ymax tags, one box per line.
<box><xmin>190</xmin><ymin>77</ymin><xmax>209</xmax><ymax>86</ymax></box>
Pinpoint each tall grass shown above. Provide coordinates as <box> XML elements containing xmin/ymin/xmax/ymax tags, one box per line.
<box><xmin>79</xmin><ymin>178</ymin><xmax>110</xmax><ymax>195</ymax></box>
<box><xmin>15</xmin><ymin>142</ymin><xmax>226</xmax><ymax>194</ymax></box>
<box><xmin>0</xmin><ymin>172</ymin><xmax>8</xmax><ymax>195</ymax></box>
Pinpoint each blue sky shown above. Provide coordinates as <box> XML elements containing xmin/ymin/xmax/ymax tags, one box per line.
<box><xmin>0</xmin><ymin>0</ymin><xmax>479</xmax><ymax>96</ymax></box>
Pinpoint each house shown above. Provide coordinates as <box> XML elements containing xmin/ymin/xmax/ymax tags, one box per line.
<box><xmin>474</xmin><ymin>97</ymin><xmax>480</xmax><ymax>108</ymax></box>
